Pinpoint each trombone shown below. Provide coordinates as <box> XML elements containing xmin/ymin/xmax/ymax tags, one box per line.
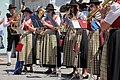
<box><xmin>87</xmin><ymin>0</ymin><xmax>112</xmax><ymax>20</ymax></box>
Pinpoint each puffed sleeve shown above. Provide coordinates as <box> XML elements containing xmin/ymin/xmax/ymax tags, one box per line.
<box><xmin>104</xmin><ymin>2</ymin><xmax>120</xmax><ymax>24</ymax></box>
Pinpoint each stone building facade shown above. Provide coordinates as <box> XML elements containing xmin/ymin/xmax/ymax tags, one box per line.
<box><xmin>11</xmin><ymin>0</ymin><xmax>70</xmax><ymax>13</ymax></box>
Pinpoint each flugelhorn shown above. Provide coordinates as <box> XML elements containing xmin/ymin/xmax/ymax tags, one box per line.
<box><xmin>87</xmin><ymin>0</ymin><xmax>112</xmax><ymax>20</ymax></box>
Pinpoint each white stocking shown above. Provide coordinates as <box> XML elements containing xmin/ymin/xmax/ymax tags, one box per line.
<box><xmin>7</xmin><ymin>51</ymin><xmax>12</xmax><ymax>63</ymax></box>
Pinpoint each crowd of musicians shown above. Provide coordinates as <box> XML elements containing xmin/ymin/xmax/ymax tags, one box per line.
<box><xmin>0</xmin><ymin>0</ymin><xmax>120</xmax><ymax>80</ymax></box>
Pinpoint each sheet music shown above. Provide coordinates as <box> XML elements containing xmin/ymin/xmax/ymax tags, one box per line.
<box><xmin>71</xmin><ymin>20</ymin><xmax>81</xmax><ymax>28</ymax></box>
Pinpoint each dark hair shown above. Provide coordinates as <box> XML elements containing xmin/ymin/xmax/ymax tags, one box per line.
<box><xmin>70</xmin><ymin>5</ymin><xmax>78</xmax><ymax>18</ymax></box>
<box><xmin>88</xmin><ymin>4</ymin><xmax>96</xmax><ymax>12</ymax></box>
<box><xmin>50</xmin><ymin>10</ymin><xmax>56</xmax><ymax>16</ymax></box>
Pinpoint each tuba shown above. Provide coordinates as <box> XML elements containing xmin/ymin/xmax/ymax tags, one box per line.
<box><xmin>87</xmin><ymin>0</ymin><xmax>112</xmax><ymax>20</ymax></box>
<box><xmin>10</xmin><ymin>2</ymin><xmax>25</xmax><ymax>31</ymax></box>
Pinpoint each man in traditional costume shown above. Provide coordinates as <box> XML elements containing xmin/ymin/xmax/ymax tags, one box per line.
<box><xmin>100</xmin><ymin>0</ymin><xmax>120</xmax><ymax>80</ymax></box>
<box><xmin>3</xmin><ymin>4</ymin><xmax>20</xmax><ymax>66</ymax></box>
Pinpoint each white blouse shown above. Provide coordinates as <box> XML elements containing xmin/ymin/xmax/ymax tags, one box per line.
<box><xmin>76</xmin><ymin>11</ymin><xmax>87</xmax><ymax>20</ymax></box>
<box><xmin>104</xmin><ymin>2</ymin><xmax>120</xmax><ymax>24</ymax></box>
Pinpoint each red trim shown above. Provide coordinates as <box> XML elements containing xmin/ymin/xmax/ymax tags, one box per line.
<box><xmin>47</xmin><ymin>16</ymin><xmax>57</xmax><ymax>25</ymax></box>
<box><xmin>78</xmin><ymin>20</ymin><xmax>87</xmax><ymax>28</ymax></box>
<box><xmin>117</xmin><ymin>0</ymin><xmax>120</xmax><ymax>4</ymax></box>
<box><xmin>73</xmin><ymin>41</ymin><xmax>78</xmax><ymax>53</ymax></box>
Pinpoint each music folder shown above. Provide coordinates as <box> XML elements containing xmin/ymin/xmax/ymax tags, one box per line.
<box><xmin>30</xmin><ymin>14</ymin><xmax>44</xmax><ymax>28</ymax></box>
<box><xmin>78</xmin><ymin>20</ymin><xmax>87</xmax><ymax>29</ymax></box>
<box><xmin>71</xmin><ymin>20</ymin><xmax>81</xmax><ymax>28</ymax></box>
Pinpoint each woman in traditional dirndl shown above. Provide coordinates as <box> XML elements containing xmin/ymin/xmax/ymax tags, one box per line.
<box><xmin>40</xmin><ymin>4</ymin><xmax>61</xmax><ymax>74</ymax></box>
<box><xmin>62</xmin><ymin>0</ymin><xmax>78</xmax><ymax>76</ymax></box>
<box><xmin>86</xmin><ymin>2</ymin><xmax>102</xmax><ymax>79</ymax></box>
<box><xmin>18</xmin><ymin>7</ymin><xmax>37</xmax><ymax>72</ymax></box>
<box><xmin>32</xmin><ymin>7</ymin><xmax>45</xmax><ymax>65</ymax></box>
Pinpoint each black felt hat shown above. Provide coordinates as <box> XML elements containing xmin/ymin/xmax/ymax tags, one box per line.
<box><xmin>60</xmin><ymin>5</ymin><xmax>67</xmax><ymax>12</ymax></box>
<box><xmin>76</xmin><ymin>1</ymin><xmax>84</xmax><ymax>8</ymax></box>
<box><xmin>45</xmin><ymin>4</ymin><xmax>56</xmax><ymax>10</ymax></box>
<box><xmin>7</xmin><ymin>4</ymin><xmax>16</xmax><ymax>10</ymax></box>
<box><xmin>21</xmin><ymin>7</ymin><xmax>33</xmax><ymax>14</ymax></box>
<box><xmin>90</xmin><ymin>0</ymin><xmax>102</xmax><ymax>4</ymax></box>
<box><xmin>76</xmin><ymin>1</ymin><xmax>89</xmax><ymax>9</ymax></box>
<box><xmin>69</xmin><ymin>0</ymin><xmax>77</xmax><ymax>6</ymax></box>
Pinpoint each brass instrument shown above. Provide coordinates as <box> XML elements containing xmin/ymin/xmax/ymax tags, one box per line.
<box><xmin>10</xmin><ymin>2</ymin><xmax>25</xmax><ymax>31</ymax></box>
<box><xmin>35</xmin><ymin>29</ymin><xmax>46</xmax><ymax>36</ymax></box>
<box><xmin>87</xmin><ymin>0</ymin><xmax>112</xmax><ymax>20</ymax></box>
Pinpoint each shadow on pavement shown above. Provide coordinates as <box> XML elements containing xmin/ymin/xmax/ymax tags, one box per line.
<box><xmin>0</xmin><ymin>63</ymin><xmax>7</xmax><ymax>65</ymax></box>
<box><xmin>26</xmin><ymin>75</ymin><xmax>42</xmax><ymax>78</ymax></box>
<box><xmin>4</xmin><ymin>69</ymin><xmax>14</xmax><ymax>73</ymax></box>
<box><xmin>33</xmin><ymin>71</ymin><xmax>45</xmax><ymax>74</ymax></box>
<box><xmin>61</xmin><ymin>73</ymin><xmax>81</xmax><ymax>80</ymax></box>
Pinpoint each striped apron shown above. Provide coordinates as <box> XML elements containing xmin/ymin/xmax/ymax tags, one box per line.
<box><xmin>19</xmin><ymin>31</ymin><xmax>33</xmax><ymax>65</ymax></box>
<box><xmin>40</xmin><ymin>29</ymin><xmax>58</xmax><ymax>67</ymax></box>
<box><xmin>87</xmin><ymin>29</ymin><xmax>100</xmax><ymax>75</ymax></box>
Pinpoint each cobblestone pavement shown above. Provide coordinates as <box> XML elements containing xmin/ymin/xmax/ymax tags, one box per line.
<box><xmin>0</xmin><ymin>55</ymin><xmax>97</xmax><ymax>80</ymax></box>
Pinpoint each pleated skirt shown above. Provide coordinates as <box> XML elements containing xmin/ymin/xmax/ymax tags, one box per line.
<box><xmin>79</xmin><ymin>29</ymin><xmax>88</xmax><ymax>68</ymax></box>
<box><xmin>19</xmin><ymin>31</ymin><xmax>33</xmax><ymax>65</ymax></box>
<box><xmin>87</xmin><ymin>29</ymin><xmax>100</xmax><ymax>75</ymax></box>
<box><xmin>38</xmin><ymin>29</ymin><xmax>58</xmax><ymax>67</ymax></box>
<box><xmin>34</xmin><ymin>34</ymin><xmax>43</xmax><ymax>65</ymax></box>
<box><xmin>63</xmin><ymin>29</ymin><xmax>77</xmax><ymax>67</ymax></box>
<box><xmin>63</xmin><ymin>29</ymin><xmax>85</xmax><ymax>68</ymax></box>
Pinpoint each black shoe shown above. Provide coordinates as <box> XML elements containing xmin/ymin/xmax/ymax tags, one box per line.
<box><xmin>52</xmin><ymin>71</ymin><xmax>56</xmax><ymax>74</ymax></box>
<box><xmin>67</xmin><ymin>72</ymin><xmax>75</xmax><ymax>76</ymax></box>
<box><xmin>83</xmin><ymin>75</ymin><xmax>89</xmax><ymax>79</ymax></box>
<box><xmin>28</xmin><ymin>69</ymin><xmax>33</xmax><ymax>73</ymax></box>
<box><xmin>7</xmin><ymin>62</ymin><xmax>11</xmax><ymax>66</ymax></box>
<box><xmin>44</xmin><ymin>69</ymin><xmax>52</xmax><ymax>74</ymax></box>
<box><xmin>22</xmin><ymin>67</ymin><xmax>28</xmax><ymax>72</ymax></box>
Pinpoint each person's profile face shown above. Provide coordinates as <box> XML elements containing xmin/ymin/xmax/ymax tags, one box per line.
<box><xmin>89</xmin><ymin>4</ymin><xmax>96</xmax><ymax>11</ymax></box>
<box><xmin>70</xmin><ymin>6</ymin><xmax>75</xmax><ymax>12</ymax></box>
<box><xmin>46</xmin><ymin>9</ymin><xmax>53</xmax><ymax>15</ymax></box>
<box><xmin>76</xmin><ymin>4</ymin><xmax>80</xmax><ymax>11</ymax></box>
<box><xmin>46</xmin><ymin>9</ymin><xmax>51</xmax><ymax>13</ymax></box>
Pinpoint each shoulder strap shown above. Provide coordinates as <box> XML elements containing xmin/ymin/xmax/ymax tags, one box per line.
<box><xmin>6</xmin><ymin>13</ymin><xmax>11</xmax><ymax>18</ymax></box>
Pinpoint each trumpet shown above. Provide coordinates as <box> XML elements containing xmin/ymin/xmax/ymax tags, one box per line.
<box><xmin>87</xmin><ymin>0</ymin><xmax>112</xmax><ymax>20</ymax></box>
